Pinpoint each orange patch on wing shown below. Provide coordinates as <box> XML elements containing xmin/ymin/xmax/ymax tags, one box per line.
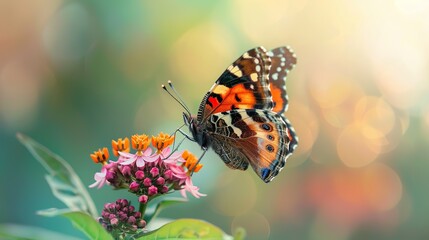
<box><xmin>209</xmin><ymin>83</ymin><xmax>257</xmax><ymax>114</ymax></box>
<box><xmin>270</xmin><ymin>84</ymin><xmax>284</xmax><ymax>113</ymax></box>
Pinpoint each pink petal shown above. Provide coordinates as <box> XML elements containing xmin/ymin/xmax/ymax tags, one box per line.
<box><xmin>170</xmin><ymin>151</ymin><xmax>185</xmax><ymax>163</ymax></box>
<box><xmin>136</xmin><ymin>157</ymin><xmax>145</xmax><ymax>168</ymax></box>
<box><xmin>145</xmin><ymin>154</ymin><xmax>160</xmax><ymax>163</ymax></box>
<box><xmin>89</xmin><ymin>180</ymin><xmax>102</xmax><ymax>188</ymax></box>
<box><xmin>89</xmin><ymin>170</ymin><xmax>106</xmax><ymax>189</ymax></box>
<box><xmin>120</xmin><ymin>156</ymin><xmax>137</xmax><ymax>165</ymax></box>
<box><xmin>160</xmin><ymin>147</ymin><xmax>171</xmax><ymax>158</ymax></box>
<box><xmin>180</xmin><ymin>189</ymin><xmax>188</xmax><ymax>199</ymax></box>
<box><xmin>142</xmin><ymin>147</ymin><xmax>153</xmax><ymax>156</ymax></box>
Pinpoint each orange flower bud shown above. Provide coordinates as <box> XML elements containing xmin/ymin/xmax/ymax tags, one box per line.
<box><xmin>112</xmin><ymin>137</ymin><xmax>130</xmax><ymax>156</ymax></box>
<box><xmin>131</xmin><ymin>134</ymin><xmax>150</xmax><ymax>151</ymax></box>
<box><xmin>90</xmin><ymin>147</ymin><xmax>109</xmax><ymax>164</ymax></box>
<box><xmin>151</xmin><ymin>132</ymin><xmax>175</xmax><ymax>153</ymax></box>
<box><xmin>182</xmin><ymin>150</ymin><xmax>203</xmax><ymax>173</ymax></box>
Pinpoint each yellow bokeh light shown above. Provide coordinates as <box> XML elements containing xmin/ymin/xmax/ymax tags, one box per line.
<box><xmin>355</xmin><ymin>96</ymin><xmax>396</xmax><ymax>139</ymax></box>
<box><xmin>337</xmin><ymin>123</ymin><xmax>381</xmax><ymax>168</ymax></box>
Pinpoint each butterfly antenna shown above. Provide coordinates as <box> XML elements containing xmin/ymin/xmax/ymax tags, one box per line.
<box><xmin>162</xmin><ymin>82</ymin><xmax>191</xmax><ymax>115</ymax></box>
<box><xmin>167</xmin><ymin>80</ymin><xmax>192</xmax><ymax>114</ymax></box>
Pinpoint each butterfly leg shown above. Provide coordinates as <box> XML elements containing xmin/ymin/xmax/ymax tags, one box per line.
<box><xmin>177</xmin><ymin>129</ymin><xmax>196</xmax><ymax>142</ymax></box>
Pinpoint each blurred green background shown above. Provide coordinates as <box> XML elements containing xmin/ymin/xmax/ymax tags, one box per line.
<box><xmin>1</xmin><ymin>0</ymin><xmax>429</xmax><ymax>239</ymax></box>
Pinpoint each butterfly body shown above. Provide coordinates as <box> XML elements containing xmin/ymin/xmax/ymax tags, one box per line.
<box><xmin>184</xmin><ymin>46</ymin><xmax>298</xmax><ymax>183</ymax></box>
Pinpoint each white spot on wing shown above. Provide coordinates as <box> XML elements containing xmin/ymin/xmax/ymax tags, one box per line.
<box><xmin>272</xmin><ymin>73</ymin><xmax>278</xmax><ymax>80</ymax></box>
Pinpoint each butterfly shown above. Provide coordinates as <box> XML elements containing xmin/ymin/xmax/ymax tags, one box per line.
<box><xmin>167</xmin><ymin>46</ymin><xmax>298</xmax><ymax>183</ymax></box>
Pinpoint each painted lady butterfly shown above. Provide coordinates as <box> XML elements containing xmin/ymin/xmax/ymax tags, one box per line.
<box><xmin>171</xmin><ymin>46</ymin><xmax>298</xmax><ymax>183</ymax></box>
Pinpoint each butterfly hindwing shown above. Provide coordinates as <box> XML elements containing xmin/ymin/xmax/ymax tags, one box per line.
<box><xmin>197</xmin><ymin>47</ymin><xmax>274</xmax><ymax>122</ymax></box>
<box><xmin>267</xmin><ymin>46</ymin><xmax>297</xmax><ymax>114</ymax></box>
<box><xmin>206</xmin><ymin>109</ymin><xmax>298</xmax><ymax>182</ymax></box>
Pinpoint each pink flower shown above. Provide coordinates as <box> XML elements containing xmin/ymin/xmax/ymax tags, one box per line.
<box><xmin>180</xmin><ymin>177</ymin><xmax>206</xmax><ymax>199</ymax></box>
<box><xmin>89</xmin><ymin>167</ymin><xmax>107</xmax><ymax>189</ymax></box>
<box><xmin>119</xmin><ymin>148</ymin><xmax>153</xmax><ymax>168</ymax></box>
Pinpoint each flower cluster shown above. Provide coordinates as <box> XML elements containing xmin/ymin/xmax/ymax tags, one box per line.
<box><xmin>89</xmin><ymin>132</ymin><xmax>206</xmax><ymax>232</ymax></box>
<box><xmin>99</xmin><ymin>199</ymin><xmax>146</xmax><ymax>235</ymax></box>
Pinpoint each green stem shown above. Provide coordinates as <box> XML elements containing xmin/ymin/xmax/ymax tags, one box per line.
<box><xmin>139</xmin><ymin>202</ymin><xmax>147</xmax><ymax>216</ymax></box>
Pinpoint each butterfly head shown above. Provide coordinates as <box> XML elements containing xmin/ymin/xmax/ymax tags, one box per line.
<box><xmin>183</xmin><ymin>112</ymin><xmax>210</xmax><ymax>150</ymax></box>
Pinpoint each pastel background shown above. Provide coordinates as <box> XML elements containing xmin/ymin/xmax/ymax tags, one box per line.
<box><xmin>1</xmin><ymin>1</ymin><xmax>429</xmax><ymax>239</ymax></box>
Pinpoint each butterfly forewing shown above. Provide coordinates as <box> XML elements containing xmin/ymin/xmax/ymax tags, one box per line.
<box><xmin>197</xmin><ymin>47</ymin><xmax>274</xmax><ymax>123</ymax></box>
<box><xmin>267</xmin><ymin>46</ymin><xmax>297</xmax><ymax>114</ymax></box>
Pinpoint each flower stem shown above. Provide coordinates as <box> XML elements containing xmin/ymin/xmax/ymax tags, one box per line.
<box><xmin>139</xmin><ymin>202</ymin><xmax>147</xmax><ymax>216</ymax></box>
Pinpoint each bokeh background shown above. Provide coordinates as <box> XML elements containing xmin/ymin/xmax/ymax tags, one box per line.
<box><xmin>1</xmin><ymin>0</ymin><xmax>429</xmax><ymax>239</ymax></box>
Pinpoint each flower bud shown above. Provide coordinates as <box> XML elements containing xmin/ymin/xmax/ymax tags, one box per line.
<box><xmin>135</xmin><ymin>170</ymin><xmax>145</xmax><ymax>180</ymax></box>
<box><xmin>156</xmin><ymin>177</ymin><xmax>165</xmax><ymax>186</ymax></box>
<box><xmin>143</xmin><ymin>178</ymin><xmax>152</xmax><ymax>187</ymax></box>
<box><xmin>127</xmin><ymin>216</ymin><xmax>136</xmax><ymax>225</ymax></box>
<box><xmin>164</xmin><ymin>170</ymin><xmax>173</xmax><ymax>180</ymax></box>
<box><xmin>161</xmin><ymin>185</ymin><xmax>169</xmax><ymax>194</ymax></box>
<box><xmin>121</xmin><ymin>165</ymin><xmax>131</xmax><ymax>177</ymax></box>
<box><xmin>129</xmin><ymin>181</ymin><xmax>140</xmax><ymax>192</ymax></box>
<box><xmin>150</xmin><ymin>167</ymin><xmax>159</xmax><ymax>177</ymax></box>
<box><xmin>139</xmin><ymin>195</ymin><xmax>148</xmax><ymax>204</ymax></box>
<box><xmin>148</xmin><ymin>185</ymin><xmax>158</xmax><ymax>196</ymax></box>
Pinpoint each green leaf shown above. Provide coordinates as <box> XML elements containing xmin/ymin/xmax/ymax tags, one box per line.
<box><xmin>144</xmin><ymin>198</ymin><xmax>188</xmax><ymax>224</ymax></box>
<box><xmin>233</xmin><ymin>227</ymin><xmax>246</xmax><ymax>240</ymax></box>
<box><xmin>17</xmin><ymin>133</ymin><xmax>98</xmax><ymax>218</ymax></box>
<box><xmin>137</xmin><ymin>218</ymin><xmax>232</xmax><ymax>240</ymax></box>
<box><xmin>38</xmin><ymin>209</ymin><xmax>113</xmax><ymax>240</ymax></box>
<box><xmin>0</xmin><ymin>224</ymin><xmax>81</xmax><ymax>240</ymax></box>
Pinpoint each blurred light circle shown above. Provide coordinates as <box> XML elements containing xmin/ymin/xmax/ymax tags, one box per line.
<box><xmin>211</xmin><ymin>171</ymin><xmax>257</xmax><ymax>217</ymax></box>
<box><xmin>231</xmin><ymin>211</ymin><xmax>271</xmax><ymax>240</ymax></box>
<box><xmin>337</xmin><ymin>123</ymin><xmax>381</xmax><ymax>168</ymax></box>
<box><xmin>308</xmin><ymin>71</ymin><xmax>360</xmax><ymax>109</ymax></box>
<box><xmin>287</xmin><ymin>102</ymin><xmax>319</xmax><ymax>166</ymax></box>
<box><xmin>355</xmin><ymin>97</ymin><xmax>395</xmax><ymax>139</ymax></box>
<box><xmin>170</xmin><ymin>22</ymin><xmax>235</xmax><ymax>96</ymax></box>
<box><xmin>363</xmin><ymin>163</ymin><xmax>403</xmax><ymax>211</ymax></box>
